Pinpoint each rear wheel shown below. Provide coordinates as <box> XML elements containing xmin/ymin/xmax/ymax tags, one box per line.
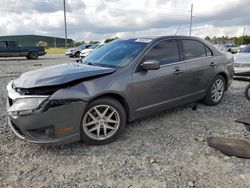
<box><xmin>204</xmin><ymin>75</ymin><xmax>226</xmax><ymax>106</ymax></box>
<box><xmin>81</xmin><ymin>97</ymin><xmax>126</xmax><ymax>145</ymax></box>
<box><xmin>28</xmin><ymin>51</ymin><xmax>38</xmax><ymax>59</ymax></box>
<box><xmin>244</xmin><ymin>83</ymin><xmax>250</xmax><ymax>101</ymax></box>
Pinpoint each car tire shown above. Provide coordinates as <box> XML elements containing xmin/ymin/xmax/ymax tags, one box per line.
<box><xmin>244</xmin><ymin>83</ymin><xmax>250</xmax><ymax>101</ymax></box>
<box><xmin>75</xmin><ymin>51</ymin><xmax>80</xmax><ymax>58</ymax></box>
<box><xmin>28</xmin><ymin>51</ymin><xmax>38</xmax><ymax>59</ymax></box>
<box><xmin>204</xmin><ymin>75</ymin><xmax>226</xmax><ymax>106</ymax></box>
<box><xmin>80</xmin><ymin>97</ymin><xmax>126</xmax><ymax>145</ymax></box>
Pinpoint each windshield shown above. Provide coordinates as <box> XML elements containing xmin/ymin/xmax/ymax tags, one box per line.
<box><xmin>240</xmin><ymin>45</ymin><xmax>250</xmax><ymax>53</ymax></box>
<box><xmin>90</xmin><ymin>44</ymin><xmax>99</xmax><ymax>49</ymax></box>
<box><xmin>81</xmin><ymin>39</ymin><xmax>148</xmax><ymax>68</ymax></box>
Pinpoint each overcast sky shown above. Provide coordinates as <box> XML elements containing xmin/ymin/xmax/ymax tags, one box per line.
<box><xmin>0</xmin><ymin>0</ymin><xmax>249</xmax><ymax>41</ymax></box>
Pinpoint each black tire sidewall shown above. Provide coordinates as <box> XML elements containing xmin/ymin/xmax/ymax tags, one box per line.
<box><xmin>75</xmin><ymin>51</ymin><xmax>80</xmax><ymax>58</ymax></box>
<box><xmin>28</xmin><ymin>52</ymin><xmax>38</xmax><ymax>59</ymax></box>
<box><xmin>204</xmin><ymin>75</ymin><xmax>226</xmax><ymax>106</ymax></box>
<box><xmin>80</xmin><ymin>97</ymin><xmax>126</xmax><ymax>145</ymax></box>
<box><xmin>244</xmin><ymin>84</ymin><xmax>250</xmax><ymax>101</ymax></box>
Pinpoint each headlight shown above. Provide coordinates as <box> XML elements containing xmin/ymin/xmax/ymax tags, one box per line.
<box><xmin>8</xmin><ymin>97</ymin><xmax>48</xmax><ymax>116</ymax></box>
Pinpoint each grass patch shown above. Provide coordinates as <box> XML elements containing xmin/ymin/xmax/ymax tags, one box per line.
<box><xmin>45</xmin><ymin>48</ymin><xmax>65</xmax><ymax>54</ymax></box>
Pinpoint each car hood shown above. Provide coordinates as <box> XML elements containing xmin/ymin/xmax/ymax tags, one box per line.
<box><xmin>66</xmin><ymin>48</ymin><xmax>74</xmax><ymax>52</ymax></box>
<box><xmin>13</xmin><ymin>63</ymin><xmax>116</xmax><ymax>89</ymax></box>
<box><xmin>234</xmin><ymin>53</ymin><xmax>250</xmax><ymax>64</ymax></box>
<box><xmin>81</xmin><ymin>49</ymin><xmax>91</xmax><ymax>53</ymax></box>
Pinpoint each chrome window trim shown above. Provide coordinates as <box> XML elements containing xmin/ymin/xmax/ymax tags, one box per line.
<box><xmin>160</xmin><ymin>56</ymin><xmax>213</xmax><ymax>68</ymax></box>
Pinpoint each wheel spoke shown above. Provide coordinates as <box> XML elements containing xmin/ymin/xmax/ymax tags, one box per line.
<box><xmin>88</xmin><ymin>112</ymin><xmax>97</xmax><ymax>121</ymax></box>
<box><xmin>84</xmin><ymin>120</ymin><xmax>97</xmax><ymax>127</ymax></box>
<box><xmin>105</xmin><ymin>124</ymin><xmax>116</xmax><ymax>130</ymax></box>
<box><xmin>103</xmin><ymin>125</ymin><xmax>107</xmax><ymax>137</ymax></box>
<box><xmin>107</xmin><ymin>119</ymin><xmax>119</xmax><ymax>124</ymax></box>
<box><xmin>94</xmin><ymin>107</ymin><xmax>102</xmax><ymax>118</ymax></box>
<box><xmin>101</xmin><ymin>106</ymin><xmax>109</xmax><ymax>117</ymax></box>
<box><xmin>97</xmin><ymin>126</ymin><xmax>100</xmax><ymax>137</ymax></box>
<box><xmin>88</xmin><ymin>125</ymin><xmax>99</xmax><ymax>132</ymax></box>
<box><xmin>107</xmin><ymin>110</ymin><xmax>115</xmax><ymax>119</ymax></box>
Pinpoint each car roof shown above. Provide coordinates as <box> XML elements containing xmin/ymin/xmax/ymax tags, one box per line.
<box><xmin>122</xmin><ymin>35</ymin><xmax>222</xmax><ymax>56</ymax></box>
<box><xmin>126</xmin><ymin>35</ymin><xmax>202</xmax><ymax>40</ymax></box>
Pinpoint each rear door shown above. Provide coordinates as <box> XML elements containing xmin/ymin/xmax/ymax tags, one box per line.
<box><xmin>179</xmin><ymin>39</ymin><xmax>215</xmax><ymax>95</ymax></box>
<box><xmin>5</xmin><ymin>41</ymin><xmax>20</xmax><ymax>56</ymax></box>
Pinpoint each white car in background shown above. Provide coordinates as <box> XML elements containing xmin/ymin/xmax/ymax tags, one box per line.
<box><xmin>234</xmin><ymin>44</ymin><xmax>250</xmax><ymax>74</ymax></box>
<box><xmin>65</xmin><ymin>44</ymin><xmax>91</xmax><ymax>58</ymax></box>
<box><xmin>215</xmin><ymin>44</ymin><xmax>239</xmax><ymax>53</ymax></box>
<box><xmin>80</xmin><ymin>43</ymin><xmax>104</xmax><ymax>58</ymax></box>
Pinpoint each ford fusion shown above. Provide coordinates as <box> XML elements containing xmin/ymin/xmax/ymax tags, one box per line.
<box><xmin>6</xmin><ymin>36</ymin><xmax>234</xmax><ymax>145</ymax></box>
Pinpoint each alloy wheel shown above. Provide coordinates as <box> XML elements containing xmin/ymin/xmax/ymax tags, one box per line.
<box><xmin>211</xmin><ymin>79</ymin><xmax>224</xmax><ymax>102</ymax></box>
<box><xmin>82</xmin><ymin>105</ymin><xmax>120</xmax><ymax>140</ymax></box>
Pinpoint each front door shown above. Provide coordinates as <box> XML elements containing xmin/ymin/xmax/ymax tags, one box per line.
<box><xmin>131</xmin><ymin>39</ymin><xmax>185</xmax><ymax>114</ymax></box>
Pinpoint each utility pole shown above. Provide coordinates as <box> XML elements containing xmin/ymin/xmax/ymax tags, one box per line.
<box><xmin>189</xmin><ymin>3</ymin><xmax>193</xmax><ymax>36</ymax></box>
<box><xmin>175</xmin><ymin>26</ymin><xmax>180</xmax><ymax>35</ymax></box>
<box><xmin>63</xmin><ymin>0</ymin><xmax>68</xmax><ymax>49</ymax></box>
<box><xmin>241</xmin><ymin>26</ymin><xmax>246</xmax><ymax>45</ymax></box>
<box><xmin>54</xmin><ymin>37</ymin><xmax>57</xmax><ymax>48</ymax></box>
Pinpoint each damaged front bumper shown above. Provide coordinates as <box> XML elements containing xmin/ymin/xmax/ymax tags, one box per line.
<box><xmin>6</xmin><ymin>81</ymin><xmax>86</xmax><ymax>144</ymax></box>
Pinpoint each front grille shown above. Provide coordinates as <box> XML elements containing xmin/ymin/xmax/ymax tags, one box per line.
<box><xmin>14</xmin><ymin>86</ymin><xmax>58</xmax><ymax>95</ymax></box>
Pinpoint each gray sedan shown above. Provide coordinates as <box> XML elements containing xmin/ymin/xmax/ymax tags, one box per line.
<box><xmin>6</xmin><ymin>36</ymin><xmax>234</xmax><ymax>145</ymax></box>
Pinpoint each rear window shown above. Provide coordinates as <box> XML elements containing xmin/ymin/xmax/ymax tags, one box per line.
<box><xmin>182</xmin><ymin>40</ymin><xmax>206</xmax><ymax>60</ymax></box>
<box><xmin>240</xmin><ymin>45</ymin><xmax>250</xmax><ymax>53</ymax></box>
<box><xmin>205</xmin><ymin>46</ymin><xmax>213</xmax><ymax>56</ymax></box>
<box><xmin>7</xmin><ymin>41</ymin><xmax>17</xmax><ymax>48</ymax></box>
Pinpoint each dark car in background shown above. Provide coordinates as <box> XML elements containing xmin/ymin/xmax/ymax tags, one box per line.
<box><xmin>0</xmin><ymin>40</ymin><xmax>46</xmax><ymax>59</ymax></box>
<box><xmin>6</xmin><ymin>36</ymin><xmax>234</xmax><ymax>145</ymax></box>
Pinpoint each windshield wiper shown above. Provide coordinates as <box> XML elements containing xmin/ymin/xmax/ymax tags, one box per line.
<box><xmin>86</xmin><ymin>62</ymin><xmax>96</xmax><ymax>66</ymax></box>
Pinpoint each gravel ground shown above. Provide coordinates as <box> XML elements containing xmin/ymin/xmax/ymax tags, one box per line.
<box><xmin>0</xmin><ymin>55</ymin><xmax>250</xmax><ymax>187</ymax></box>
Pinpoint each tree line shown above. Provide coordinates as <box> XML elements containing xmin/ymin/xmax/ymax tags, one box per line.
<box><xmin>205</xmin><ymin>35</ymin><xmax>250</xmax><ymax>45</ymax></box>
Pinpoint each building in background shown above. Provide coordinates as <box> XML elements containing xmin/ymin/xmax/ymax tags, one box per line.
<box><xmin>0</xmin><ymin>35</ymin><xmax>74</xmax><ymax>48</ymax></box>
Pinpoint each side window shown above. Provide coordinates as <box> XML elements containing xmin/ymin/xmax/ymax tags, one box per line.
<box><xmin>205</xmin><ymin>46</ymin><xmax>213</xmax><ymax>56</ymax></box>
<box><xmin>0</xmin><ymin>41</ymin><xmax>6</xmax><ymax>48</ymax></box>
<box><xmin>143</xmin><ymin>40</ymin><xmax>180</xmax><ymax>65</ymax></box>
<box><xmin>7</xmin><ymin>41</ymin><xmax>17</xmax><ymax>48</ymax></box>
<box><xmin>181</xmin><ymin>40</ymin><xmax>206</xmax><ymax>60</ymax></box>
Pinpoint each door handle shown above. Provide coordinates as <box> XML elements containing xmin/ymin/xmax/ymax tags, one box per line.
<box><xmin>173</xmin><ymin>68</ymin><xmax>183</xmax><ymax>75</ymax></box>
<box><xmin>210</xmin><ymin>62</ymin><xmax>215</xmax><ymax>67</ymax></box>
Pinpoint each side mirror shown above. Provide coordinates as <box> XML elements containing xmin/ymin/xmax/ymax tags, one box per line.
<box><xmin>141</xmin><ymin>60</ymin><xmax>160</xmax><ymax>70</ymax></box>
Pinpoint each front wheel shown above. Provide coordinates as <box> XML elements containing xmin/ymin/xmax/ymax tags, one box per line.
<box><xmin>244</xmin><ymin>84</ymin><xmax>250</xmax><ymax>101</ymax></box>
<box><xmin>204</xmin><ymin>75</ymin><xmax>226</xmax><ymax>106</ymax></box>
<box><xmin>81</xmin><ymin>97</ymin><xmax>126</xmax><ymax>145</ymax></box>
<box><xmin>75</xmin><ymin>51</ymin><xmax>80</xmax><ymax>58</ymax></box>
